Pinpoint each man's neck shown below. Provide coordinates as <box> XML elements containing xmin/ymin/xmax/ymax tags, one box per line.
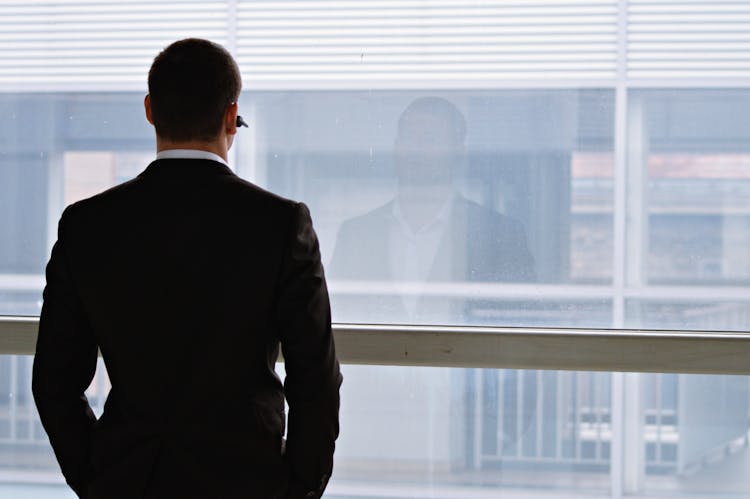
<box><xmin>155</xmin><ymin>138</ymin><xmax>228</xmax><ymax>162</ymax></box>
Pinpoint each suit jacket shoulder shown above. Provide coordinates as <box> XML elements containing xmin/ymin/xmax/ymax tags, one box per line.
<box><xmin>64</xmin><ymin>160</ymin><xmax>301</xmax><ymax>239</ymax></box>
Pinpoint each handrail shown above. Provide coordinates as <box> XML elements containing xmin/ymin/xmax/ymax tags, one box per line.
<box><xmin>3</xmin><ymin>316</ymin><xmax>750</xmax><ymax>374</ymax></box>
<box><xmin>6</xmin><ymin>275</ymin><xmax>750</xmax><ymax>302</ymax></box>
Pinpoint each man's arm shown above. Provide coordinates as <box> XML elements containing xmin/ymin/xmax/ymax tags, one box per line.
<box><xmin>276</xmin><ymin>202</ymin><xmax>342</xmax><ymax>499</ymax></box>
<box><xmin>32</xmin><ymin>207</ymin><xmax>98</xmax><ymax>498</ymax></box>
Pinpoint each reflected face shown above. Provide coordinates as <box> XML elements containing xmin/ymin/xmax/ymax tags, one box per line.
<box><xmin>394</xmin><ymin>111</ymin><xmax>463</xmax><ymax>188</ymax></box>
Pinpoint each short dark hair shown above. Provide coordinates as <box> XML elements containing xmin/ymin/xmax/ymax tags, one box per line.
<box><xmin>397</xmin><ymin>97</ymin><xmax>467</xmax><ymax>146</ymax></box>
<box><xmin>148</xmin><ymin>38</ymin><xmax>241</xmax><ymax>141</ymax></box>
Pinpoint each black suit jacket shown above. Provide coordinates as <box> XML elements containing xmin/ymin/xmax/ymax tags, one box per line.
<box><xmin>32</xmin><ymin>158</ymin><xmax>342</xmax><ymax>499</ymax></box>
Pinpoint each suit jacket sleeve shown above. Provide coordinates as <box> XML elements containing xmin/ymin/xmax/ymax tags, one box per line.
<box><xmin>32</xmin><ymin>206</ymin><xmax>98</xmax><ymax>498</ymax></box>
<box><xmin>276</xmin><ymin>202</ymin><xmax>342</xmax><ymax>499</ymax></box>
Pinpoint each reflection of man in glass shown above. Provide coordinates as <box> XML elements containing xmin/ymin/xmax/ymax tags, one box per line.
<box><xmin>329</xmin><ymin>97</ymin><xmax>535</xmax><ymax>323</ymax></box>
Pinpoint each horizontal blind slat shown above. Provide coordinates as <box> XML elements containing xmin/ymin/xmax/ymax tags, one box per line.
<box><xmin>237</xmin><ymin>0</ymin><xmax>618</xmax><ymax>87</ymax></box>
<box><xmin>0</xmin><ymin>1</ymin><xmax>229</xmax><ymax>90</ymax></box>
<box><xmin>8</xmin><ymin>1</ymin><xmax>744</xmax><ymax>90</ymax></box>
<box><xmin>628</xmin><ymin>1</ymin><xmax>750</xmax><ymax>79</ymax></box>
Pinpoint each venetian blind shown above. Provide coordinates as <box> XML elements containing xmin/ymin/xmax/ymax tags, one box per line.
<box><xmin>236</xmin><ymin>0</ymin><xmax>619</xmax><ymax>89</ymax></box>
<box><xmin>0</xmin><ymin>0</ymin><xmax>228</xmax><ymax>91</ymax></box>
<box><xmin>628</xmin><ymin>0</ymin><xmax>750</xmax><ymax>79</ymax></box>
<box><xmin>3</xmin><ymin>1</ymin><xmax>747</xmax><ymax>90</ymax></box>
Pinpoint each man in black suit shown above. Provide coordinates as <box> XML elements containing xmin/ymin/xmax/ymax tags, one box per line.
<box><xmin>329</xmin><ymin>97</ymin><xmax>535</xmax><ymax>323</ymax></box>
<box><xmin>32</xmin><ymin>38</ymin><xmax>341</xmax><ymax>499</ymax></box>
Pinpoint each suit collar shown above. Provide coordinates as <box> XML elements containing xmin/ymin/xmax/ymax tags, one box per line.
<box><xmin>155</xmin><ymin>148</ymin><xmax>228</xmax><ymax>166</ymax></box>
<box><xmin>138</xmin><ymin>158</ymin><xmax>235</xmax><ymax>179</ymax></box>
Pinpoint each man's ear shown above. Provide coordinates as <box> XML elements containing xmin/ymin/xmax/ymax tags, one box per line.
<box><xmin>225</xmin><ymin>102</ymin><xmax>238</xmax><ymax>136</ymax></box>
<box><xmin>144</xmin><ymin>95</ymin><xmax>154</xmax><ymax>126</ymax></box>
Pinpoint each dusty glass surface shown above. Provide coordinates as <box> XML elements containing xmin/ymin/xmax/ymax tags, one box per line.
<box><xmin>0</xmin><ymin>90</ymin><xmax>617</xmax><ymax>330</ymax></box>
<box><xmin>624</xmin><ymin>90</ymin><xmax>750</xmax><ymax>332</ymax></box>
<box><xmin>7</xmin><ymin>90</ymin><xmax>750</xmax><ymax>332</ymax></box>
<box><xmin>3</xmin><ymin>357</ymin><xmax>750</xmax><ymax>498</ymax></box>
<box><xmin>235</xmin><ymin>90</ymin><xmax>615</xmax><ymax>328</ymax></box>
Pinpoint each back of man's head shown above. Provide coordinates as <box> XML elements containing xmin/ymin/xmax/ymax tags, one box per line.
<box><xmin>148</xmin><ymin>38</ymin><xmax>241</xmax><ymax>142</ymax></box>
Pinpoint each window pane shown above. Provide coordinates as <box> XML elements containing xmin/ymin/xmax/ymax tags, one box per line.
<box><xmin>5</xmin><ymin>90</ymin><xmax>750</xmax><ymax>331</ymax></box>
<box><xmin>0</xmin><ymin>93</ymin><xmax>153</xmax><ymax>317</ymax></box>
<box><xmin>0</xmin><ymin>355</ymin><xmax>105</xmax><ymax>498</ymax></box>
<box><xmin>236</xmin><ymin>90</ymin><xmax>616</xmax><ymax>327</ymax></box>
<box><xmin>626</xmin><ymin>90</ymin><xmax>750</xmax><ymax>331</ymax></box>
<box><xmin>1</xmin><ymin>90</ymin><xmax>616</xmax><ymax>329</ymax></box>
<box><xmin>641</xmin><ymin>373</ymin><xmax>750</xmax><ymax>497</ymax></box>
<box><xmin>5</xmin><ymin>356</ymin><xmax>750</xmax><ymax>498</ymax></box>
<box><xmin>334</xmin><ymin>365</ymin><xmax>611</xmax><ymax>497</ymax></box>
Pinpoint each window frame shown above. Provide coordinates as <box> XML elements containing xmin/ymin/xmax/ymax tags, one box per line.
<box><xmin>3</xmin><ymin>317</ymin><xmax>750</xmax><ymax>375</ymax></box>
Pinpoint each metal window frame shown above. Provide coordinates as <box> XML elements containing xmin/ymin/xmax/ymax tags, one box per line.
<box><xmin>3</xmin><ymin>317</ymin><xmax>750</xmax><ymax>375</ymax></box>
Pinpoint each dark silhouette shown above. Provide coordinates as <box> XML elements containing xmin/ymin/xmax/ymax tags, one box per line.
<box><xmin>32</xmin><ymin>38</ymin><xmax>341</xmax><ymax>499</ymax></box>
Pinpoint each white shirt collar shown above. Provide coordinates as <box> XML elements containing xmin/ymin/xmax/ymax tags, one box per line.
<box><xmin>392</xmin><ymin>192</ymin><xmax>454</xmax><ymax>237</ymax></box>
<box><xmin>156</xmin><ymin>149</ymin><xmax>229</xmax><ymax>167</ymax></box>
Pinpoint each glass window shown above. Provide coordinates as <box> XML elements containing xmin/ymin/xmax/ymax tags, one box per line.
<box><xmin>625</xmin><ymin>90</ymin><xmax>750</xmax><ymax>331</ymax></box>
<box><xmin>0</xmin><ymin>356</ymin><xmax>106</xmax><ymax>499</ymax></box>
<box><xmin>7</xmin><ymin>90</ymin><xmax>750</xmax><ymax>332</ymax></box>
<box><xmin>236</xmin><ymin>90</ymin><xmax>615</xmax><ymax>327</ymax></box>
<box><xmin>2</xmin><ymin>3</ymin><xmax>749</xmax><ymax>333</ymax></box>
<box><xmin>2</xmin><ymin>90</ymin><xmax>619</xmax><ymax>329</ymax></box>
<box><xmin>3</xmin><ymin>356</ymin><xmax>750</xmax><ymax>498</ymax></box>
<box><xmin>0</xmin><ymin>94</ymin><xmax>152</xmax><ymax>316</ymax></box>
<box><xmin>3</xmin><ymin>2</ymin><xmax>750</xmax><ymax>498</ymax></box>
